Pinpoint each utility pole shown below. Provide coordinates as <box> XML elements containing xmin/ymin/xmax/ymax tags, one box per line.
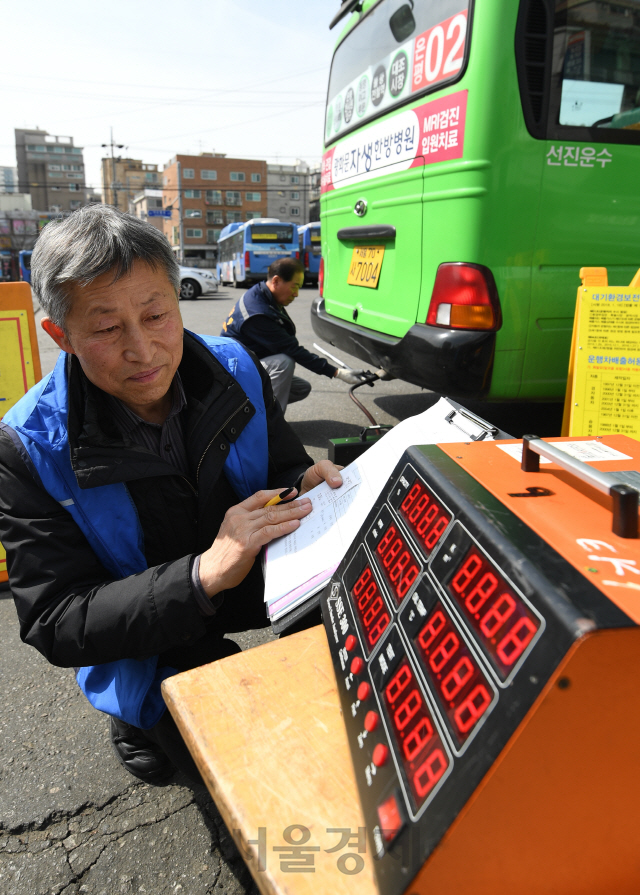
<box><xmin>101</xmin><ymin>128</ymin><xmax>124</xmax><ymax>210</ymax></box>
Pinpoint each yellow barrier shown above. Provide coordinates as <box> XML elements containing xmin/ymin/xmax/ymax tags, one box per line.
<box><xmin>0</xmin><ymin>282</ymin><xmax>42</xmax><ymax>584</ymax></box>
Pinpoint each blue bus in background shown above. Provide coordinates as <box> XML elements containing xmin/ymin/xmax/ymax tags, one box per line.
<box><xmin>217</xmin><ymin>219</ymin><xmax>299</xmax><ymax>288</ymax></box>
<box><xmin>298</xmin><ymin>223</ymin><xmax>321</xmax><ymax>286</ymax></box>
<box><xmin>19</xmin><ymin>250</ymin><xmax>32</xmax><ymax>284</ymax></box>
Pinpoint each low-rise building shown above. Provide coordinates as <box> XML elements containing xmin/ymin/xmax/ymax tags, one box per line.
<box><xmin>308</xmin><ymin>166</ymin><xmax>321</xmax><ymax>224</ymax></box>
<box><xmin>0</xmin><ymin>208</ymin><xmax>66</xmax><ymax>280</ymax></box>
<box><xmin>0</xmin><ymin>193</ymin><xmax>32</xmax><ymax>213</ymax></box>
<box><xmin>130</xmin><ymin>189</ymin><xmax>166</xmax><ymax>231</ymax></box>
<box><xmin>161</xmin><ymin>153</ymin><xmax>267</xmax><ymax>266</ymax></box>
<box><xmin>101</xmin><ymin>158</ymin><xmax>160</xmax><ymax>213</ymax></box>
<box><xmin>267</xmin><ymin>160</ymin><xmax>317</xmax><ymax>224</ymax></box>
<box><xmin>15</xmin><ymin>129</ymin><xmax>87</xmax><ymax>213</ymax></box>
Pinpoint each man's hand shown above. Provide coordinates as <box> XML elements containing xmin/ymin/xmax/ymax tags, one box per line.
<box><xmin>198</xmin><ymin>489</ymin><xmax>312</xmax><ymax>598</ymax></box>
<box><xmin>334</xmin><ymin>367</ymin><xmax>366</xmax><ymax>385</ymax></box>
<box><xmin>299</xmin><ymin>459</ymin><xmax>344</xmax><ymax>495</ymax></box>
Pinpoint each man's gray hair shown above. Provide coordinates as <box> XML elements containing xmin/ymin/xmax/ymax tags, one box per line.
<box><xmin>31</xmin><ymin>205</ymin><xmax>180</xmax><ymax>329</ymax></box>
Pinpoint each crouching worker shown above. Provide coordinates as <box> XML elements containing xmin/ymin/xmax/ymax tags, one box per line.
<box><xmin>0</xmin><ymin>205</ymin><xmax>344</xmax><ymax>786</ymax></box>
<box><xmin>221</xmin><ymin>257</ymin><xmax>364</xmax><ymax>411</ymax></box>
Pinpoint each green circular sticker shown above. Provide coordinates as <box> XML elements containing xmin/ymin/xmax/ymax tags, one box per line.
<box><xmin>344</xmin><ymin>87</ymin><xmax>355</xmax><ymax>125</ymax></box>
<box><xmin>334</xmin><ymin>95</ymin><xmax>343</xmax><ymax>133</ymax></box>
<box><xmin>325</xmin><ymin>104</ymin><xmax>334</xmax><ymax>140</ymax></box>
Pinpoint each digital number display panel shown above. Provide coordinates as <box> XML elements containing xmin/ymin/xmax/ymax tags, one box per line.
<box><xmin>374</xmin><ymin>521</ymin><xmax>422</xmax><ymax>605</ymax></box>
<box><xmin>350</xmin><ymin>564</ymin><xmax>392</xmax><ymax>651</ymax></box>
<box><xmin>447</xmin><ymin>546</ymin><xmax>541</xmax><ymax>681</ymax></box>
<box><xmin>382</xmin><ymin>657</ymin><xmax>450</xmax><ymax>810</ymax></box>
<box><xmin>389</xmin><ymin>468</ymin><xmax>452</xmax><ymax>558</ymax></box>
<box><xmin>413</xmin><ymin>599</ymin><xmax>495</xmax><ymax>747</ymax></box>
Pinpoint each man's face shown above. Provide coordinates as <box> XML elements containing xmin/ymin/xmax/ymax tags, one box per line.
<box><xmin>42</xmin><ymin>260</ymin><xmax>183</xmax><ymax>420</ymax></box>
<box><xmin>270</xmin><ymin>272</ymin><xmax>304</xmax><ymax>307</ymax></box>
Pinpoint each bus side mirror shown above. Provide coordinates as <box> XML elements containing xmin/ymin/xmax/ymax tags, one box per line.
<box><xmin>389</xmin><ymin>3</ymin><xmax>415</xmax><ymax>42</ymax></box>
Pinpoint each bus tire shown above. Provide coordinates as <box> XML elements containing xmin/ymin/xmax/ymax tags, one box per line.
<box><xmin>180</xmin><ymin>279</ymin><xmax>201</xmax><ymax>300</ymax></box>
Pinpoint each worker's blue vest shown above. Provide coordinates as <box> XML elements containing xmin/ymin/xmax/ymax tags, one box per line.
<box><xmin>221</xmin><ymin>281</ymin><xmax>294</xmax><ymax>343</ymax></box>
<box><xmin>3</xmin><ymin>332</ymin><xmax>268</xmax><ymax>729</ymax></box>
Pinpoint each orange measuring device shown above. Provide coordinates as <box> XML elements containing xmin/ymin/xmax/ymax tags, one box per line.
<box><xmin>321</xmin><ymin>433</ymin><xmax>640</xmax><ymax>895</ymax></box>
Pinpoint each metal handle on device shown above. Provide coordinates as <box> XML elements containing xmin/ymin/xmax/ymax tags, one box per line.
<box><xmin>521</xmin><ymin>435</ymin><xmax>638</xmax><ymax>538</ymax></box>
<box><xmin>445</xmin><ymin>408</ymin><xmax>499</xmax><ymax>442</ymax></box>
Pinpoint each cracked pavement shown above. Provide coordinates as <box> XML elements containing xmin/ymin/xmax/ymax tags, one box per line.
<box><xmin>0</xmin><ymin>592</ymin><xmax>273</xmax><ymax>895</ymax></box>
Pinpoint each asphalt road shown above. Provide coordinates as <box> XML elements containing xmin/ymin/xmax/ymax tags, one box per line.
<box><xmin>0</xmin><ymin>283</ymin><xmax>565</xmax><ymax>895</ymax></box>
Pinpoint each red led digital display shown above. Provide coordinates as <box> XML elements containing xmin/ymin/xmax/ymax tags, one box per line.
<box><xmin>374</xmin><ymin>522</ymin><xmax>421</xmax><ymax>604</ymax></box>
<box><xmin>399</xmin><ymin>480</ymin><xmax>451</xmax><ymax>556</ymax></box>
<box><xmin>351</xmin><ymin>565</ymin><xmax>391</xmax><ymax>650</ymax></box>
<box><xmin>448</xmin><ymin>547</ymin><xmax>541</xmax><ymax>680</ymax></box>
<box><xmin>415</xmin><ymin>601</ymin><xmax>493</xmax><ymax>744</ymax></box>
<box><xmin>382</xmin><ymin>658</ymin><xmax>449</xmax><ymax>808</ymax></box>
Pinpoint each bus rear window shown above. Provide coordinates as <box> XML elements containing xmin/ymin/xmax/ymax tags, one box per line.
<box><xmin>550</xmin><ymin>0</ymin><xmax>640</xmax><ymax>140</ymax></box>
<box><xmin>249</xmin><ymin>225</ymin><xmax>294</xmax><ymax>243</ymax></box>
<box><xmin>326</xmin><ymin>0</ymin><xmax>470</xmax><ymax>145</ymax></box>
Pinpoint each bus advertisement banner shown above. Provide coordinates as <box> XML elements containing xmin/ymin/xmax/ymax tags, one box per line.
<box><xmin>321</xmin><ymin>89</ymin><xmax>467</xmax><ymax>193</ymax></box>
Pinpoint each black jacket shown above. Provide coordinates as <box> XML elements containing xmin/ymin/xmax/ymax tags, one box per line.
<box><xmin>221</xmin><ymin>281</ymin><xmax>337</xmax><ymax>378</ymax></box>
<box><xmin>0</xmin><ymin>331</ymin><xmax>312</xmax><ymax>671</ymax></box>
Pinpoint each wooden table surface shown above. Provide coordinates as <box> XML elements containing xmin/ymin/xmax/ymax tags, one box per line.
<box><xmin>162</xmin><ymin>625</ymin><xmax>378</xmax><ymax>895</ymax></box>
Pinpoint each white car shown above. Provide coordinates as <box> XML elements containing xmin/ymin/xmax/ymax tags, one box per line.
<box><xmin>179</xmin><ymin>266</ymin><xmax>219</xmax><ymax>300</ymax></box>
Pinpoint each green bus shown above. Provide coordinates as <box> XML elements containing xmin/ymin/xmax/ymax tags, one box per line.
<box><xmin>312</xmin><ymin>0</ymin><xmax>640</xmax><ymax>401</ymax></box>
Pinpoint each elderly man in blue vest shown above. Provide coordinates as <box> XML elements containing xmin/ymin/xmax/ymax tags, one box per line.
<box><xmin>221</xmin><ymin>257</ymin><xmax>364</xmax><ymax>410</ymax></box>
<box><xmin>0</xmin><ymin>205</ymin><xmax>345</xmax><ymax>786</ymax></box>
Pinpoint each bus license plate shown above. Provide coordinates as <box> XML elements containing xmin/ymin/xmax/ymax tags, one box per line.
<box><xmin>347</xmin><ymin>246</ymin><xmax>384</xmax><ymax>289</ymax></box>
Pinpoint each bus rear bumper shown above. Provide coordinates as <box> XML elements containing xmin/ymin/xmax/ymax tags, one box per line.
<box><xmin>311</xmin><ymin>298</ymin><xmax>495</xmax><ymax>399</ymax></box>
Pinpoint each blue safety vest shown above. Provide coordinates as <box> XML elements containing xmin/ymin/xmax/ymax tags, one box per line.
<box><xmin>4</xmin><ymin>332</ymin><xmax>268</xmax><ymax>728</ymax></box>
<box><xmin>221</xmin><ymin>280</ymin><xmax>295</xmax><ymax>345</ymax></box>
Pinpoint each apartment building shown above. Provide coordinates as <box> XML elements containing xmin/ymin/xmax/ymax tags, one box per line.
<box><xmin>101</xmin><ymin>158</ymin><xmax>160</xmax><ymax>213</ymax></box>
<box><xmin>15</xmin><ymin>129</ymin><xmax>86</xmax><ymax>213</ymax></box>
<box><xmin>267</xmin><ymin>160</ymin><xmax>318</xmax><ymax>224</ymax></box>
<box><xmin>0</xmin><ymin>166</ymin><xmax>18</xmax><ymax>194</ymax></box>
<box><xmin>162</xmin><ymin>153</ymin><xmax>267</xmax><ymax>266</ymax></box>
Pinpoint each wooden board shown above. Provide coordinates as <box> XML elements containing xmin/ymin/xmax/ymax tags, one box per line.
<box><xmin>162</xmin><ymin>625</ymin><xmax>378</xmax><ymax>895</ymax></box>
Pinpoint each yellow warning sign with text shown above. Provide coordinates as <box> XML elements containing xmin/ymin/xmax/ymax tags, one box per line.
<box><xmin>0</xmin><ymin>282</ymin><xmax>42</xmax><ymax>584</ymax></box>
<box><xmin>566</xmin><ymin>268</ymin><xmax>640</xmax><ymax>438</ymax></box>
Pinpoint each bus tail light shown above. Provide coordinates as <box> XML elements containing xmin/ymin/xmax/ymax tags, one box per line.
<box><xmin>426</xmin><ymin>263</ymin><xmax>502</xmax><ymax>331</ymax></box>
<box><xmin>295</xmin><ymin>251</ymin><xmax>299</xmax><ymax>260</ymax></box>
<box><xmin>244</xmin><ymin>251</ymin><xmax>250</xmax><ymax>272</ymax></box>
<box><xmin>304</xmin><ymin>251</ymin><xmax>310</xmax><ymax>269</ymax></box>
<box><xmin>319</xmin><ymin>257</ymin><xmax>325</xmax><ymax>297</ymax></box>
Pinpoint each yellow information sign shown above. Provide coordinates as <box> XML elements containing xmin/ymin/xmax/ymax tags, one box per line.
<box><xmin>564</xmin><ymin>267</ymin><xmax>640</xmax><ymax>438</ymax></box>
<box><xmin>0</xmin><ymin>282</ymin><xmax>42</xmax><ymax>584</ymax></box>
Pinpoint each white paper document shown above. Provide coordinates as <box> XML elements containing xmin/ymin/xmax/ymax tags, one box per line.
<box><xmin>497</xmin><ymin>440</ymin><xmax>632</xmax><ymax>465</ymax></box>
<box><xmin>264</xmin><ymin>398</ymin><xmax>495</xmax><ymax>620</ymax></box>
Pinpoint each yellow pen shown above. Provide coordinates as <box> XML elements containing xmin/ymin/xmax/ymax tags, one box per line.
<box><xmin>263</xmin><ymin>487</ymin><xmax>296</xmax><ymax>508</ymax></box>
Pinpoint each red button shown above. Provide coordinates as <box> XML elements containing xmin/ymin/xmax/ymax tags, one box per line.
<box><xmin>372</xmin><ymin>743</ymin><xmax>389</xmax><ymax>767</ymax></box>
<box><xmin>377</xmin><ymin>793</ymin><xmax>404</xmax><ymax>843</ymax></box>
<box><xmin>364</xmin><ymin>710</ymin><xmax>379</xmax><ymax>732</ymax></box>
<box><xmin>350</xmin><ymin>656</ymin><xmax>364</xmax><ymax>675</ymax></box>
<box><xmin>357</xmin><ymin>681</ymin><xmax>370</xmax><ymax>701</ymax></box>
<box><xmin>345</xmin><ymin>634</ymin><xmax>357</xmax><ymax>651</ymax></box>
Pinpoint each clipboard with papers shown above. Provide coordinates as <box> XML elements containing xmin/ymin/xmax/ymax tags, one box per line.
<box><xmin>264</xmin><ymin>397</ymin><xmax>509</xmax><ymax>632</ymax></box>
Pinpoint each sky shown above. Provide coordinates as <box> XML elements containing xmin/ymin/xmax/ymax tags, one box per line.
<box><xmin>0</xmin><ymin>0</ymin><xmax>338</xmax><ymax>193</ymax></box>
